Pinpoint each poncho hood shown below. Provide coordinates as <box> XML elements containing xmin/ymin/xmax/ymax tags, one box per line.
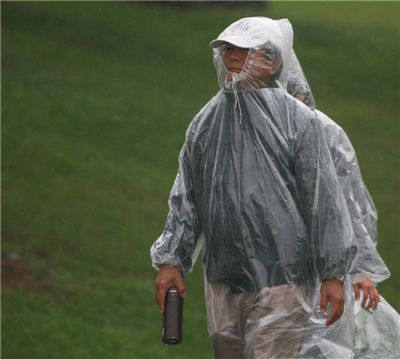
<box><xmin>210</xmin><ymin>17</ymin><xmax>294</xmax><ymax>92</ymax></box>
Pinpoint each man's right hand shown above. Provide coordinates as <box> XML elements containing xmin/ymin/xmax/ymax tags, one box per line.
<box><xmin>155</xmin><ymin>264</ymin><xmax>186</xmax><ymax>313</ymax></box>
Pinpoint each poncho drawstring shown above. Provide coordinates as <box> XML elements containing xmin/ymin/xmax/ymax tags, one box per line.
<box><xmin>225</xmin><ymin>73</ymin><xmax>243</xmax><ymax>125</ymax></box>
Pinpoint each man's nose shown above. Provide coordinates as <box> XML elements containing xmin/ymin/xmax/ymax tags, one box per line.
<box><xmin>229</xmin><ymin>48</ymin><xmax>242</xmax><ymax>60</ymax></box>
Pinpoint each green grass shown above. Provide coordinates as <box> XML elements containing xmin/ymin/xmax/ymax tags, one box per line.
<box><xmin>2</xmin><ymin>2</ymin><xmax>399</xmax><ymax>358</ymax></box>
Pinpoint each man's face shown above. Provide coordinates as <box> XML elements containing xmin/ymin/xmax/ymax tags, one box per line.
<box><xmin>222</xmin><ymin>44</ymin><xmax>249</xmax><ymax>81</ymax></box>
<box><xmin>222</xmin><ymin>43</ymin><xmax>281</xmax><ymax>87</ymax></box>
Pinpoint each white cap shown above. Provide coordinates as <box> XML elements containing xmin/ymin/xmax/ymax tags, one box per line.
<box><xmin>209</xmin><ymin>17</ymin><xmax>292</xmax><ymax>50</ymax></box>
<box><xmin>210</xmin><ymin>17</ymin><xmax>294</xmax><ymax>90</ymax></box>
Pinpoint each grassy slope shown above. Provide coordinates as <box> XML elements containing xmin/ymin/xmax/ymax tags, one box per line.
<box><xmin>2</xmin><ymin>2</ymin><xmax>399</xmax><ymax>358</ymax></box>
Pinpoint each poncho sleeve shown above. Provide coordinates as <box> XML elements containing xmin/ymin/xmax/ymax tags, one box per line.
<box><xmin>293</xmin><ymin>113</ymin><xmax>356</xmax><ymax>281</ymax></box>
<box><xmin>150</xmin><ymin>119</ymin><xmax>202</xmax><ymax>276</ymax></box>
<box><xmin>331</xmin><ymin>126</ymin><xmax>390</xmax><ymax>284</ymax></box>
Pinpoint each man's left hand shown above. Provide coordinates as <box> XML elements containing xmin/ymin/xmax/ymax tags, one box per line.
<box><xmin>320</xmin><ymin>278</ymin><xmax>345</xmax><ymax>326</ymax></box>
<box><xmin>352</xmin><ymin>276</ymin><xmax>380</xmax><ymax>310</ymax></box>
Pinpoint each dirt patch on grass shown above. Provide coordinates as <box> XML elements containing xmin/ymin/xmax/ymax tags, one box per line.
<box><xmin>1</xmin><ymin>255</ymin><xmax>45</xmax><ymax>292</ymax></box>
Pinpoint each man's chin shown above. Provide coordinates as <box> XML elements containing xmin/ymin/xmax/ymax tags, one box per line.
<box><xmin>226</xmin><ymin>72</ymin><xmax>239</xmax><ymax>81</ymax></box>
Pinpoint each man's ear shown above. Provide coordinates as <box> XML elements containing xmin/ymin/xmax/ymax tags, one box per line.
<box><xmin>265</xmin><ymin>60</ymin><xmax>282</xmax><ymax>76</ymax></box>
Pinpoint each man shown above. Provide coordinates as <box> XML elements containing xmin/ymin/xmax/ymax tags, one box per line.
<box><xmin>151</xmin><ymin>17</ymin><xmax>357</xmax><ymax>358</ymax></box>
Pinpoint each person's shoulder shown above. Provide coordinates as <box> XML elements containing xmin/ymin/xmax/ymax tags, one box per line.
<box><xmin>194</xmin><ymin>93</ymin><xmax>220</xmax><ymax>121</ymax></box>
<box><xmin>314</xmin><ymin>110</ymin><xmax>355</xmax><ymax>152</ymax></box>
<box><xmin>288</xmin><ymin>93</ymin><xmax>315</xmax><ymax>118</ymax></box>
<box><xmin>315</xmin><ymin>110</ymin><xmax>343</xmax><ymax>130</ymax></box>
<box><xmin>259</xmin><ymin>87</ymin><xmax>289</xmax><ymax>101</ymax></box>
<box><xmin>185</xmin><ymin>91</ymin><xmax>222</xmax><ymax>138</ymax></box>
<box><xmin>264</xmin><ymin>88</ymin><xmax>315</xmax><ymax>118</ymax></box>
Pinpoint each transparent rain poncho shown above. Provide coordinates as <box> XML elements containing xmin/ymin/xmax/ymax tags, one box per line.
<box><xmin>151</xmin><ymin>17</ymin><xmax>398</xmax><ymax>358</ymax></box>
<box><xmin>287</xmin><ymin>50</ymin><xmax>390</xmax><ymax>285</ymax></box>
<box><xmin>287</xmin><ymin>49</ymin><xmax>399</xmax><ymax>358</ymax></box>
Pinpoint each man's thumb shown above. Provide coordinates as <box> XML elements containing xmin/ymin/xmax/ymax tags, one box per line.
<box><xmin>320</xmin><ymin>292</ymin><xmax>328</xmax><ymax>314</ymax></box>
<box><xmin>176</xmin><ymin>278</ymin><xmax>186</xmax><ymax>298</ymax></box>
<box><xmin>353</xmin><ymin>284</ymin><xmax>360</xmax><ymax>301</ymax></box>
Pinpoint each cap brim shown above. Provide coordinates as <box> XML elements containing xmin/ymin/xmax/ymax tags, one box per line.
<box><xmin>209</xmin><ymin>36</ymin><xmax>251</xmax><ymax>49</ymax></box>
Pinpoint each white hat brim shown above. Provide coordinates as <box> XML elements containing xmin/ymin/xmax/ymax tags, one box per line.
<box><xmin>209</xmin><ymin>36</ymin><xmax>252</xmax><ymax>49</ymax></box>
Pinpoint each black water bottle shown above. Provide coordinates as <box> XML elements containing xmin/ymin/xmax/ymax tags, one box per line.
<box><xmin>162</xmin><ymin>286</ymin><xmax>183</xmax><ymax>344</ymax></box>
